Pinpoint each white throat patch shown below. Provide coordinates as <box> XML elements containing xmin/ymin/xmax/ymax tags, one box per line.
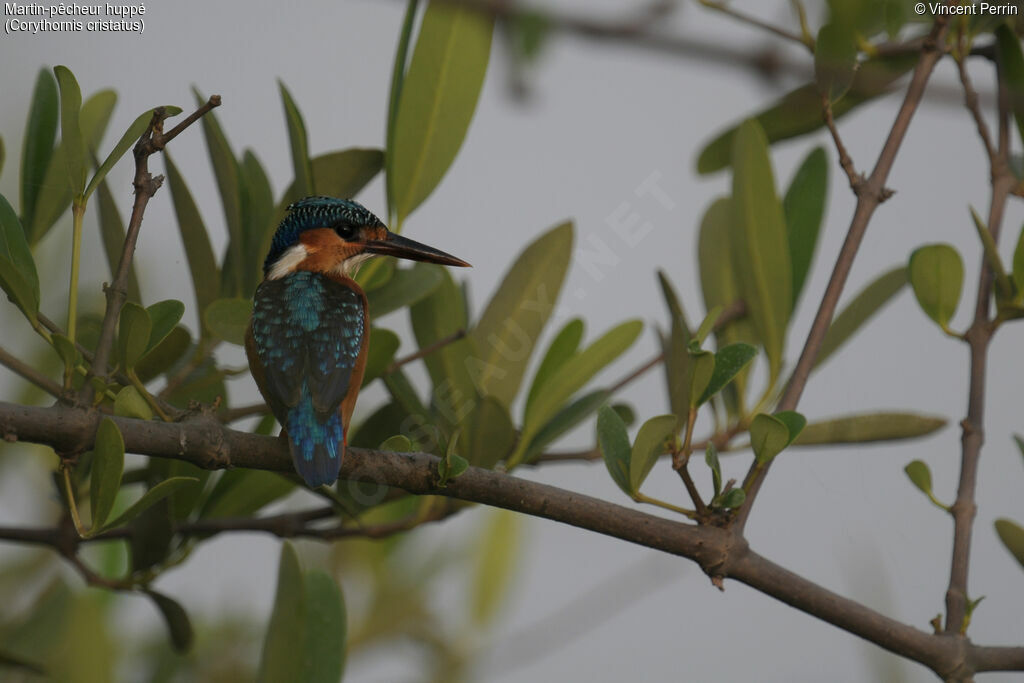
<box><xmin>333</xmin><ymin>253</ymin><xmax>372</xmax><ymax>278</ymax></box>
<box><xmin>267</xmin><ymin>244</ymin><xmax>308</xmax><ymax>280</ymax></box>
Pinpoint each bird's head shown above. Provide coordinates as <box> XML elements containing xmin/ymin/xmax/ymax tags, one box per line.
<box><xmin>263</xmin><ymin>196</ymin><xmax>470</xmax><ymax>280</ymax></box>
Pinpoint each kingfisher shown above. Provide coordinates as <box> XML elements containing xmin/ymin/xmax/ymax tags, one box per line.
<box><xmin>246</xmin><ymin>196</ymin><xmax>470</xmax><ymax>488</ymax></box>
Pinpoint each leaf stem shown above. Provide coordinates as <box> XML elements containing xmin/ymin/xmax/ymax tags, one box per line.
<box><xmin>633</xmin><ymin>492</ymin><xmax>696</xmax><ymax>519</ymax></box>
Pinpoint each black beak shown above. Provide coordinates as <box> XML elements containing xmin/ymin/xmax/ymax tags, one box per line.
<box><xmin>363</xmin><ymin>232</ymin><xmax>471</xmax><ymax>268</ymax></box>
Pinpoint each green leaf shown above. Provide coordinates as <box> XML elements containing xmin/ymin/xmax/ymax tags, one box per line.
<box><xmin>784</xmin><ymin>147</ymin><xmax>828</xmax><ymax>307</ymax></box>
<box><xmin>0</xmin><ymin>135</ymin><xmax>4</xmax><ymax>179</ymax></box>
<box><xmin>521</xmin><ymin>320</ymin><xmax>643</xmax><ymax>454</ymax></box>
<box><xmin>89</xmin><ymin>418</ymin><xmax>124</xmax><ymax>531</ymax></box>
<box><xmin>794</xmin><ymin>412</ymin><xmax>946</xmax><ymax>446</ymax></box>
<box><xmin>716</xmin><ymin>488</ymin><xmax>746</xmax><ymax>509</ymax></box>
<box><xmin>240</xmin><ymin>150</ymin><xmax>275</xmax><ymax>297</ymax></box>
<box><xmin>51</xmin><ymin>334</ymin><xmax>80</xmax><ymax>369</ymax></box>
<box><xmin>908</xmin><ymin>243</ymin><xmax>963</xmax><ymax>333</ymax></box>
<box><xmin>698</xmin><ymin>343</ymin><xmax>757</xmax><ymax>405</ymax></box>
<box><xmin>203</xmin><ymin>298</ymin><xmax>253</xmax><ymax>346</ymax></box>
<box><xmin>279</xmin><ymin>82</ymin><xmax>314</xmax><ymax>198</ymax></box>
<box><xmin>995</xmin><ymin>25</ymin><xmax>1024</xmax><ymax>149</ymax></box>
<box><xmin>692</xmin><ymin>306</ymin><xmax>722</xmax><ymax>346</ymax></box>
<box><xmin>301</xmin><ymin>571</ymin><xmax>347</xmax><ymax>683</ymax></box>
<box><xmin>657</xmin><ymin>270</ymin><xmax>692</xmax><ymax>420</ymax></box>
<box><xmin>361</xmin><ymin>327</ymin><xmax>401</xmax><ymax>387</ymax></box>
<box><xmin>118</xmin><ymin>302</ymin><xmax>151</xmax><ymax>370</ymax></box>
<box><xmin>730</xmin><ymin>120</ymin><xmax>791</xmax><ymax>382</ymax></box>
<box><xmin>524</xmin><ymin>389</ymin><xmax>609</xmax><ymax>462</ymax></box>
<box><xmin>194</xmin><ymin>88</ymin><xmax>243</xmax><ymax>297</ymax></box>
<box><xmin>146</xmin><ymin>300</ymin><xmax>185</xmax><ymax>352</ymax></box>
<box><xmin>697</xmin><ymin>53</ymin><xmax>917</xmax><ymax>174</ymax></box>
<box><xmin>1014</xmin><ymin>222</ymin><xmax>1024</xmax><ymax>298</ymax></box>
<box><xmin>994</xmin><ymin>518</ymin><xmax>1024</xmax><ymax>570</ymax></box>
<box><xmin>905</xmin><ymin>460</ymin><xmax>935</xmax><ymax>497</ymax></box>
<box><xmin>84</xmin><ymin>105</ymin><xmax>182</xmax><ymax>200</ymax></box>
<box><xmin>53</xmin><ymin>66</ymin><xmax>85</xmax><ymax>196</ymax></box>
<box><xmin>136</xmin><ymin>326</ymin><xmax>191</xmax><ymax>383</ymax></box>
<box><xmin>366</xmin><ymin>262</ymin><xmax>443</xmax><ymax>317</ymax></box>
<box><xmin>0</xmin><ymin>193</ymin><xmax>40</xmax><ymax>322</ymax></box>
<box><xmin>21</xmin><ymin>68</ymin><xmax>59</xmax><ymax>229</ymax></box>
<box><xmin>630</xmin><ymin>415</ymin><xmax>677</xmax><ymax>493</ymax></box>
<box><xmin>380</xmin><ymin>434</ymin><xmax>413</xmax><ymax>451</ymax></box>
<box><xmin>689</xmin><ymin>350</ymin><xmax>715</xmax><ymax>409</ymax></box>
<box><xmin>390</xmin><ymin>0</ymin><xmax>494</xmax><ymax>222</ymax></box>
<box><xmin>597</xmin><ymin>404</ymin><xmax>632</xmax><ymax>495</ymax></box>
<box><xmin>386</xmin><ymin>0</ymin><xmax>420</xmax><ymax>212</ymax></box>
<box><xmin>815</xmin><ymin>267</ymin><xmax>906</xmax><ymax>369</ymax></box>
<box><xmin>409</xmin><ymin>268</ymin><xmax>477</xmax><ymax>424</ymax></box>
<box><xmin>201</xmin><ymin>470</ymin><xmax>294</xmax><ymax>519</ymax></box>
<box><xmin>774</xmin><ymin>410</ymin><xmax>807</xmax><ymax>447</ymax></box>
<box><xmin>815</xmin><ymin>23</ymin><xmax>859</xmax><ymax>103</ymax></box>
<box><xmin>101</xmin><ymin>477</ymin><xmax>199</xmax><ymax>532</ymax></box>
<box><xmin>472</xmin><ymin>221</ymin><xmax>573</xmax><ymax>407</ymax></box>
<box><xmin>970</xmin><ymin>206</ymin><xmax>1013</xmax><ymax>300</ymax></box>
<box><xmin>705</xmin><ymin>443</ymin><xmax>722</xmax><ymax>498</ymax></box>
<box><xmin>470</xmin><ymin>509</ymin><xmax>522</xmax><ymax>626</ymax></box>
<box><xmin>460</xmin><ymin>396</ymin><xmax>516</xmax><ymax>468</ymax></box>
<box><xmin>525</xmin><ymin>318</ymin><xmax>584</xmax><ymax>419</ymax></box>
<box><xmin>749</xmin><ymin>413</ymin><xmax>790</xmax><ymax>464</ymax></box>
<box><xmin>165</xmin><ymin>154</ymin><xmax>219</xmax><ymax>332</ymax></box>
<box><xmin>311</xmin><ymin>148</ymin><xmax>385</xmax><ymax>198</ymax></box>
<box><xmin>95</xmin><ymin>176</ymin><xmax>141</xmax><ymax>302</ymax></box>
<box><xmin>259</xmin><ymin>543</ymin><xmax>305</xmax><ymax>683</ymax></box>
<box><xmin>143</xmin><ymin>590</ymin><xmax>193</xmax><ymax>653</ymax></box>
<box><xmin>438</xmin><ymin>452</ymin><xmax>469</xmax><ymax>484</ymax></box>
<box><xmin>113</xmin><ymin>386</ymin><xmax>153</xmax><ymax>420</ymax></box>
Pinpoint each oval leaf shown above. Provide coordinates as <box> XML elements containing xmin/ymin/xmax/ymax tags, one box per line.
<box><xmin>259</xmin><ymin>543</ymin><xmax>305</xmax><ymax>683</ymax></box>
<box><xmin>85</xmin><ymin>105</ymin><xmax>183</xmax><ymax>200</ymax></box>
<box><xmin>301</xmin><ymin>571</ymin><xmax>347</xmax><ymax>683</ymax></box>
<box><xmin>904</xmin><ymin>459</ymin><xmax>933</xmax><ymax>496</ymax></box>
<box><xmin>630</xmin><ymin>414</ymin><xmax>677</xmax><ymax>493</ymax></box>
<box><xmin>909</xmin><ymin>244</ymin><xmax>963</xmax><ymax>332</ymax></box>
<box><xmin>461</xmin><ymin>396</ymin><xmax>516</xmax><ymax>469</ymax></box>
<box><xmin>146</xmin><ymin>299</ymin><xmax>186</xmax><ymax>352</ymax></box>
<box><xmin>794</xmin><ymin>412</ymin><xmax>946</xmax><ymax>446</ymax></box>
<box><xmin>203</xmin><ymin>298</ymin><xmax>253</xmax><ymax>346</ymax></box>
<box><xmin>597</xmin><ymin>404</ymin><xmax>632</xmax><ymax>496</ymax></box>
<box><xmin>390</xmin><ymin>1</ymin><xmax>494</xmax><ymax>222</ymax></box>
<box><xmin>113</xmin><ymin>386</ymin><xmax>153</xmax><ymax>420</ymax></box>
<box><xmin>525</xmin><ymin>317</ymin><xmax>584</xmax><ymax>418</ymax></box>
<box><xmin>471</xmin><ymin>509</ymin><xmax>522</xmax><ymax>626</ymax></box>
<box><xmin>366</xmin><ymin>262</ymin><xmax>443</xmax><ymax>318</ymax></box>
<box><xmin>731</xmin><ymin>120</ymin><xmax>791</xmax><ymax>383</ymax></box>
<box><xmin>749</xmin><ymin>413</ymin><xmax>789</xmax><ymax>464</ymax></box>
<box><xmin>815</xmin><ymin>23</ymin><xmax>859</xmax><ymax>102</ymax></box>
<box><xmin>90</xmin><ymin>418</ymin><xmax>125</xmax><ymax>531</ymax></box>
<box><xmin>21</xmin><ymin>68</ymin><xmax>59</xmax><ymax>228</ymax></box>
<box><xmin>0</xmin><ymin>193</ymin><xmax>40</xmax><ymax>322</ymax></box>
<box><xmin>994</xmin><ymin>518</ymin><xmax>1024</xmax><ymax>570</ymax></box>
<box><xmin>815</xmin><ymin>266</ymin><xmax>907</xmax><ymax>369</ymax></box>
<box><xmin>699</xmin><ymin>343</ymin><xmax>756</xmax><ymax>406</ymax></box>
<box><xmin>101</xmin><ymin>477</ymin><xmax>199</xmax><ymax>532</ymax></box>
<box><xmin>784</xmin><ymin>147</ymin><xmax>828</xmax><ymax>307</ymax></box>
<box><xmin>144</xmin><ymin>589</ymin><xmax>194</xmax><ymax>653</ymax></box>
<box><xmin>118</xmin><ymin>302</ymin><xmax>152</xmax><ymax>370</ymax></box>
<box><xmin>53</xmin><ymin>66</ymin><xmax>85</xmax><ymax>196</ymax></box>
<box><xmin>472</xmin><ymin>221</ymin><xmax>573</xmax><ymax>408</ymax></box>
<box><xmin>279</xmin><ymin>82</ymin><xmax>314</xmax><ymax>199</ymax></box>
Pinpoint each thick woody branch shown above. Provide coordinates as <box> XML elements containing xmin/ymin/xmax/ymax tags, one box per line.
<box><xmin>0</xmin><ymin>400</ymin><xmax>1021</xmax><ymax>677</ymax></box>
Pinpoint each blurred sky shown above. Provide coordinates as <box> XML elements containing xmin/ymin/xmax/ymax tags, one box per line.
<box><xmin>2</xmin><ymin>1</ymin><xmax>1024</xmax><ymax>681</ymax></box>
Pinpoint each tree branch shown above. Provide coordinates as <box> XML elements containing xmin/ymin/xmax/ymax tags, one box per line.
<box><xmin>82</xmin><ymin>97</ymin><xmax>220</xmax><ymax>405</ymax></box>
<box><xmin>942</xmin><ymin>49</ymin><xmax>1016</xmax><ymax>637</ymax></box>
<box><xmin>0</xmin><ymin>400</ymin><xmax>1021</xmax><ymax>677</ymax></box>
<box><xmin>735</xmin><ymin>17</ymin><xmax>952</xmax><ymax>531</ymax></box>
<box><xmin>0</xmin><ymin>344</ymin><xmax>62</xmax><ymax>399</ymax></box>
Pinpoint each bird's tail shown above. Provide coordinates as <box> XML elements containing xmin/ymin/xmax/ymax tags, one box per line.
<box><xmin>285</xmin><ymin>387</ymin><xmax>344</xmax><ymax>488</ymax></box>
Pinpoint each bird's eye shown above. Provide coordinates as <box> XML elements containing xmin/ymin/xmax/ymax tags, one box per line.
<box><xmin>335</xmin><ymin>224</ymin><xmax>357</xmax><ymax>241</ymax></box>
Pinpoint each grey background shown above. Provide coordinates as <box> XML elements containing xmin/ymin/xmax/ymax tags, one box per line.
<box><xmin>1</xmin><ymin>1</ymin><xmax>1023</xmax><ymax>681</ymax></box>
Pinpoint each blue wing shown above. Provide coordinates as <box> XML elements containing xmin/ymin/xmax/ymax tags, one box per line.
<box><xmin>250</xmin><ymin>271</ymin><xmax>365</xmax><ymax>486</ymax></box>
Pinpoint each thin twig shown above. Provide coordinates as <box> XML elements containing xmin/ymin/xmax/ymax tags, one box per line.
<box><xmin>822</xmin><ymin>94</ymin><xmax>864</xmax><ymax>191</ymax></box>
<box><xmin>384</xmin><ymin>328</ymin><xmax>467</xmax><ymax>375</ymax></box>
<box><xmin>956</xmin><ymin>52</ymin><xmax>998</xmax><ymax>167</ymax></box>
<box><xmin>698</xmin><ymin>0</ymin><xmax>812</xmax><ymax>50</ymax></box>
<box><xmin>219</xmin><ymin>403</ymin><xmax>270</xmax><ymax>423</ymax></box>
<box><xmin>0</xmin><ymin>344</ymin><xmax>63</xmax><ymax>398</ymax></box>
<box><xmin>943</xmin><ymin>53</ymin><xmax>1015</xmax><ymax>637</ymax></box>
<box><xmin>83</xmin><ymin>97</ymin><xmax>221</xmax><ymax>405</ymax></box>
<box><xmin>735</xmin><ymin>17</ymin><xmax>952</xmax><ymax>532</ymax></box>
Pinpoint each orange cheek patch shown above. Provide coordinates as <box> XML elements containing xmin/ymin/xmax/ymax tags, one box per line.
<box><xmin>296</xmin><ymin>229</ymin><xmax>361</xmax><ymax>272</ymax></box>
